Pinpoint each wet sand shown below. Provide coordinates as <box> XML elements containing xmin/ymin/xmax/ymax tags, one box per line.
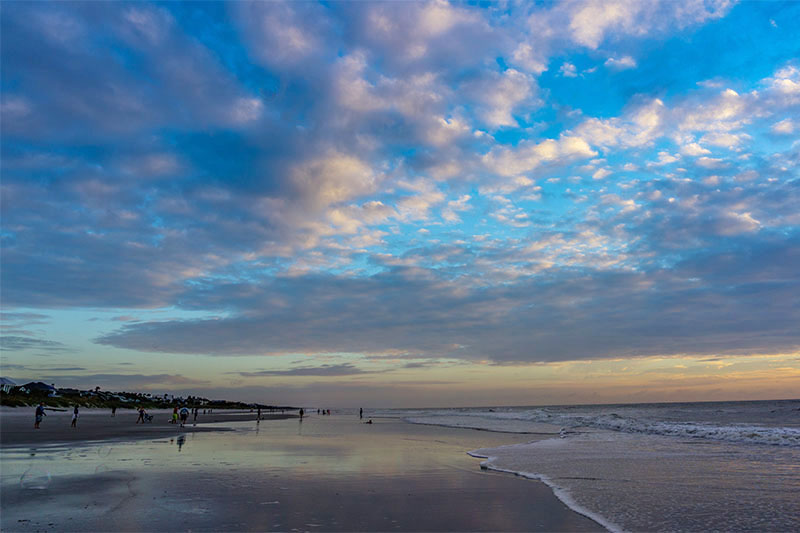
<box><xmin>0</xmin><ymin>407</ymin><xmax>296</xmax><ymax>446</ymax></box>
<box><xmin>1</xmin><ymin>415</ymin><xmax>604</xmax><ymax>532</ymax></box>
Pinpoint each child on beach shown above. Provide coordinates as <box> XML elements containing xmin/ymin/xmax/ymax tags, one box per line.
<box><xmin>172</xmin><ymin>406</ymin><xmax>179</xmax><ymax>424</ymax></box>
<box><xmin>71</xmin><ymin>405</ymin><xmax>79</xmax><ymax>428</ymax></box>
<box><xmin>136</xmin><ymin>407</ymin><xmax>146</xmax><ymax>423</ymax></box>
<box><xmin>34</xmin><ymin>403</ymin><xmax>46</xmax><ymax>429</ymax></box>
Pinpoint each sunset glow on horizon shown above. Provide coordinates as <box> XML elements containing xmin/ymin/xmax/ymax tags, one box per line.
<box><xmin>2</xmin><ymin>1</ymin><xmax>799</xmax><ymax>407</ymax></box>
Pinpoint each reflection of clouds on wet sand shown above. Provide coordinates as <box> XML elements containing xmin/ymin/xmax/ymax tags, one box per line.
<box><xmin>1</xmin><ymin>417</ymin><xmax>602</xmax><ymax>531</ymax></box>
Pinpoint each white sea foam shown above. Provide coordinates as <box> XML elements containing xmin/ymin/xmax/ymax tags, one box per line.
<box><xmin>468</xmin><ymin>429</ymin><xmax>800</xmax><ymax>532</ymax></box>
<box><xmin>386</xmin><ymin>401</ymin><xmax>800</xmax><ymax>447</ymax></box>
<box><xmin>383</xmin><ymin>402</ymin><xmax>800</xmax><ymax>531</ymax></box>
<box><xmin>468</xmin><ymin>444</ymin><xmax>624</xmax><ymax>533</ymax></box>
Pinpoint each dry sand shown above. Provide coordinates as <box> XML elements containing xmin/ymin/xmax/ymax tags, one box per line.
<box><xmin>0</xmin><ymin>407</ymin><xmax>296</xmax><ymax>446</ymax></box>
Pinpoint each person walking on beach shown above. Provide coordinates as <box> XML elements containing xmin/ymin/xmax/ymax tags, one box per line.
<box><xmin>179</xmin><ymin>406</ymin><xmax>189</xmax><ymax>427</ymax></box>
<box><xmin>172</xmin><ymin>406</ymin><xmax>179</xmax><ymax>424</ymax></box>
<box><xmin>111</xmin><ymin>406</ymin><xmax>116</xmax><ymax>417</ymax></box>
<box><xmin>257</xmin><ymin>407</ymin><xmax>261</xmax><ymax>421</ymax></box>
<box><xmin>299</xmin><ymin>408</ymin><xmax>304</xmax><ymax>420</ymax></box>
<box><xmin>193</xmin><ymin>408</ymin><xmax>198</xmax><ymax>424</ymax></box>
<box><xmin>71</xmin><ymin>405</ymin><xmax>79</xmax><ymax>428</ymax></box>
<box><xmin>34</xmin><ymin>403</ymin><xmax>46</xmax><ymax>429</ymax></box>
<box><xmin>359</xmin><ymin>408</ymin><xmax>363</xmax><ymax>419</ymax></box>
<box><xmin>136</xmin><ymin>407</ymin><xmax>146</xmax><ymax>423</ymax></box>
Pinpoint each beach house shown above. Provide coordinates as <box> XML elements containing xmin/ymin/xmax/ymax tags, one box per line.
<box><xmin>0</xmin><ymin>377</ymin><xmax>17</xmax><ymax>393</ymax></box>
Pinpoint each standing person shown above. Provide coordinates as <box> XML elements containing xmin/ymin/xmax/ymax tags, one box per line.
<box><xmin>136</xmin><ymin>406</ymin><xmax>146</xmax><ymax>423</ymax></box>
<box><xmin>111</xmin><ymin>406</ymin><xmax>116</xmax><ymax>417</ymax></box>
<box><xmin>179</xmin><ymin>406</ymin><xmax>189</xmax><ymax>427</ymax></box>
<box><xmin>299</xmin><ymin>408</ymin><xmax>304</xmax><ymax>420</ymax></box>
<box><xmin>172</xmin><ymin>406</ymin><xmax>178</xmax><ymax>424</ymax></box>
<box><xmin>359</xmin><ymin>408</ymin><xmax>363</xmax><ymax>419</ymax></box>
<box><xmin>193</xmin><ymin>408</ymin><xmax>198</xmax><ymax>424</ymax></box>
<box><xmin>71</xmin><ymin>405</ymin><xmax>79</xmax><ymax>428</ymax></box>
<box><xmin>257</xmin><ymin>407</ymin><xmax>261</xmax><ymax>421</ymax></box>
<box><xmin>34</xmin><ymin>403</ymin><xmax>46</xmax><ymax>429</ymax></box>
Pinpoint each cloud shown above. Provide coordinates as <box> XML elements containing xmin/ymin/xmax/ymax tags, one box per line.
<box><xmin>96</xmin><ymin>232</ymin><xmax>800</xmax><ymax>362</ymax></box>
<box><xmin>0</xmin><ymin>336</ymin><xmax>72</xmax><ymax>353</ymax></box>
<box><xmin>604</xmin><ymin>55</ymin><xmax>637</xmax><ymax>70</ymax></box>
<box><xmin>234</xmin><ymin>364</ymin><xmax>377</xmax><ymax>377</ymax></box>
<box><xmin>39</xmin><ymin>373</ymin><xmax>209</xmax><ymax>391</ymax></box>
<box><xmin>567</xmin><ymin>0</ymin><xmax>735</xmax><ymax>49</ymax></box>
<box><xmin>483</xmin><ymin>135</ymin><xmax>597</xmax><ymax>177</ymax></box>
<box><xmin>3</xmin><ymin>0</ymin><xmax>796</xmax><ymax>392</ymax></box>
<box><xmin>771</xmin><ymin>118</ymin><xmax>795</xmax><ymax>135</ymax></box>
<box><xmin>560</xmin><ymin>62</ymin><xmax>578</xmax><ymax>77</ymax></box>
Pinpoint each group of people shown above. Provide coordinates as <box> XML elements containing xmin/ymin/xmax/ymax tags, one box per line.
<box><xmin>30</xmin><ymin>404</ymin><xmax>204</xmax><ymax>426</ymax></box>
<box><xmin>169</xmin><ymin>406</ymin><xmax>201</xmax><ymax>427</ymax></box>
<box><xmin>33</xmin><ymin>403</ymin><xmax>80</xmax><ymax>429</ymax></box>
<box><xmin>34</xmin><ymin>404</ymin><xmax>365</xmax><ymax>429</ymax></box>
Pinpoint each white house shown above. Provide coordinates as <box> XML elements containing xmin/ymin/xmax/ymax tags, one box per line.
<box><xmin>0</xmin><ymin>377</ymin><xmax>17</xmax><ymax>393</ymax></box>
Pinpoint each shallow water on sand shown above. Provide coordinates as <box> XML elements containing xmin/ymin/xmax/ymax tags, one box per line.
<box><xmin>1</xmin><ymin>416</ymin><xmax>601</xmax><ymax>532</ymax></box>
<box><xmin>385</xmin><ymin>400</ymin><xmax>800</xmax><ymax>532</ymax></box>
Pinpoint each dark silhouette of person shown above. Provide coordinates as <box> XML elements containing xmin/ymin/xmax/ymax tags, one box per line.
<box><xmin>34</xmin><ymin>403</ymin><xmax>46</xmax><ymax>429</ymax></box>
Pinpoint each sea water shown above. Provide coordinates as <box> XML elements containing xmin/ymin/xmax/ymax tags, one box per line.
<box><xmin>379</xmin><ymin>400</ymin><xmax>800</xmax><ymax>532</ymax></box>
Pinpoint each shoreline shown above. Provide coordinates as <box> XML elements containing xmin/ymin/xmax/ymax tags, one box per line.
<box><xmin>0</xmin><ymin>407</ymin><xmax>297</xmax><ymax>448</ymax></box>
<box><xmin>1</xmin><ymin>415</ymin><xmax>603</xmax><ymax>532</ymax></box>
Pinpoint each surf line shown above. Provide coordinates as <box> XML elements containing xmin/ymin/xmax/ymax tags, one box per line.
<box><xmin>467</xmin><ymin>444</ymin><xmax>624</xmax><ymax>533</ymax></box>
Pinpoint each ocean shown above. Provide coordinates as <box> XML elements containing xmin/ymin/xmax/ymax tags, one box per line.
<box><xmin>377</xmin><ymin>399</ymin><xmax>800</xmax><ymax>532</ymax></box>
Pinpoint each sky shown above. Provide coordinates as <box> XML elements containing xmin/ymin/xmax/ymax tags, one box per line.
<box><xmin>1</xmin><ymin>0</ymin><xmax>799</xmax><ymax>408</ymax></box>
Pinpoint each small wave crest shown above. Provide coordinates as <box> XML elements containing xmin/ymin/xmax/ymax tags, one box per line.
<box><xmin>398</xmin><ymin>408</ymin><xmax>800</xmax><ymax>447</ymax></box>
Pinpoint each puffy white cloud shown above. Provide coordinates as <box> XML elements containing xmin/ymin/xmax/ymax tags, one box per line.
<box><xmin>234</xmin><ymin>0</ymin><xmax>328</xmax><ymax>69</ymax></box>
<box><xmin>592</xmin><ymin>168</ymin><xmax>612</xmax><ymax>180</ymax></box>
<box><xmin>604</xmin><ymin>55</ymin><xmax>637</xmax><ymax>70</ymax></box>
<box><xmin>396</xmin><ymin>179</ymin><xmax>446</xmax><ymax>221</ymax></box>
<box><xmin>771</xmin><ymin>118</ymin><xmax>795</xmax><ymax>135</ymax></box>
<box><xmin>442</xmin><ymin>195</ymin><xmax>472</xmax><ymax>223</ymax></box>
<box><xmin>472</xmin><ymin>69</ymin><xmax>537</xmax><ymax>129</ymax></box>
<box><xmin>560</xmin><ymin>62</ymin><xmax>578</xmax><ymax>77</ymax></box>
<box><xmin>568</xmin><ymin>0</ymin><xmax>734</xmax><ymax>49</ymax></box>
<box><xmin>483</xmin><ymin>135</ymin><xmax>596</xmax><ymax>177</ymax></box>
<box><xmin>290</xmin><ymin>151</ymin><xmax>378</xmax><ymax>209</ymax></box>
<box><xmin>575</xmin><ymin>98</ymin><xmax>665</xmax><ymax>149</ymax></box>
<box><xmin>765</xmin><ymin>65</ymin><xmax>800</xmax><ymax>105</ymax></box>
<box><xmin>682</xmin><ymin>142</ymin><xmax>712</xmax><ymax>156</ymax></box>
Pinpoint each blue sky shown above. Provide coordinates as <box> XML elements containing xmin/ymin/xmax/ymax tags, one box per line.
<box><xmin>1</xmin><ymin>1</ymin><xmax>799</xmax><ymax>407</ymax></box>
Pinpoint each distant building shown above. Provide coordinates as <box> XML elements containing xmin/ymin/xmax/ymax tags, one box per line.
<box><xmin>0</xmin><ymin>377</ymin><xmax>17</xmax><ymax>393</ymax></box>
<box><xmin>20</xmin><ymin>382</ymin><xmax>57</xmax><ymax>396</ymax></box>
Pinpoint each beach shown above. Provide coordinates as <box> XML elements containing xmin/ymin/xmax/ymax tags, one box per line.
<box><xmin>0</xmin><ymin>411</ymin><xmax>601</xmax><ymax>532</ymax></box>
<box><xmin>0</xmin><ymin>407</ymin><xmax>296</xmax><ymax>447</ymax></box>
